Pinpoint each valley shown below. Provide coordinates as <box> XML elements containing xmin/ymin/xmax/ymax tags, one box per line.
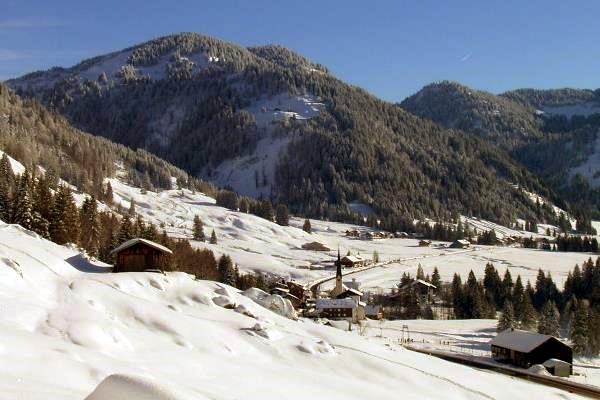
<box><xmin>1</xmin><ymin>14</ymin><xmax>600</xmax><ymax>399</ymax></box>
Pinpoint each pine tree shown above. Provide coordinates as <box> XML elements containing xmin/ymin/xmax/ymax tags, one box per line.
<box><xmin>275</xmin><ymin>203</ymin><xmax>289</xmax><ymax>226</ymax></box>
<box><xmin>519</xmin><ymin>294</ymin><xmax>537</xmax><ymax>330</ymax></box>
<box><xmin>11</xmin><ymin>171</ymin><xmax>34</xmax><ymax>230</ymax></box>
<box><xmin>218</xmin><ymin>255</ymin><xmax>237</xmax><ymax>286</ymax></box>
<box><xmin>118</xmin><ymin>215</ymin><xmax>135</xmax><ymax>244</ymax></box>
<box><xmin>498</xmin><ymin>300</ymin><xmax>516</xmax><ymax>331</ymax></box>
<box><xmin>49</xmin><ymin>185</ymin><xmax>79</xmax><ymax>245</ymax></box>
<box><xmin>538</xmin><ymin>301</ymin><xmax>560</xmax><ymax>336</ymax></box>
<box><xmin>33</xmin><ymin>174</ymin><xmax>53</xmax><ymax>222</ymax></box>
<box><xmin>210</xmin><ymin>229</ymin><xmax>217</xmax><ymax>244</ymax></box>
<box><xmin>570</xmin><ymin>299</ymin><xmax>589</xmax><ymax>355</ymax></box>
<box><xmin>64</xmin><ymin>187</ymin><xmax>81</xmax><ymax>244</ymax></box>
<box><xmin>502</xmin><ymin>269</ymin><xmax>514</xmax><ymax>304</ymax></box>
<box><xmin>257</xmin><ymin>199</ymin><xmax>273</xmax><ymax>221</ymax></box>
<box><xmin>143</xmin><ymin>222</ymin><xmax>159</xmax><ymax>241</ymax></box>
<box><xmin>431</xmin><ymin>267</ymin><xmax>442</xmax><ymax>289</ymax></box>
<box><xmin>192</xmin><ymin>215</ymin><xmax>205</xmax><ymax>241</ymax></box>
<box><xmin>80</xmin><ymin>196</ymin><xmax>100</xmax><ymax>256</ymax></box>
<box><xmin>587</xmin><ymin>305</ymin><xmax>600</xmax><ymax>356</ymax></box>
<box><xmin>302</xmin><ymin>218</ymin><xmax>312</xmax><ymax>233</ymax></box>
<box><xmin>513</xmin><ymin>275</ymin><xmax>525</xmax><ymax>320</ymax></box>
<box><xmin>451</xmin><ymin>273</ymin><xmax>464</xmax><ymax>318</ymax></box>
<box><xmin>416</xmin><ymin>264</ymin><xmax>425</xmax><ymax>280</ymax></box>
<box><xmin>483</xmin><ymin>263</ymin><xmax>502</xmax><ymax>309</ymax></box>
<box><xmin>0</xmin><ymin>153</ymin><xmax>13</xmax><ymax>222</ymax></box>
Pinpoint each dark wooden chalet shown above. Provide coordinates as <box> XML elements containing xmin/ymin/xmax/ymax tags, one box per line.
<box><xmin>340</xmin><ymin>255</ymin><xmax>366</xmax><ymax>268</ymax></box>
<box><xmin>111</xmin><ymin>238</ymin><xmax>173</xmax><ymax>273</ymax></box>
<box><xmin>449</xmin><ymin>239</ymin><xmax>470</xmax><ymax>249</ymax></box>
<box><xmin>490</xmin><ymin>329</ymin><xmax>573</xmax><ymax>374</ymax></box>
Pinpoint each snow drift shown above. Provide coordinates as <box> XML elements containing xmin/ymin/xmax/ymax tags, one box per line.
<box><xmin>0</xmin><ymin>219</ymin><xmax>588</xmax><ymax>399</ymax></box>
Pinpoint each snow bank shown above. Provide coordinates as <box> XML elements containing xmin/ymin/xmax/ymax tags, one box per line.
<box><xmin>243</xmin><ymin>287</ymin><xmax>298</xmax><ymax>320</ymax></box>
<box><xmin>85</xmin><ymin>374</ymin><xmax>195</xmax><ymax>400</ymax></box>
<box><xmin>528</xmin><ymin>365</ymin><xmax>552</xmax><ymax>376</ymax></box>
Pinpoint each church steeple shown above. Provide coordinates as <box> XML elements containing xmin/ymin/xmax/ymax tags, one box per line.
<box><xmin>336</xmin><ymin>247</ymin><xmax>342</xmax><ymax>279</ymax></box>
<box><xmin>331</xmin><ymin>246</ymin><xmax>344</xmax><ymax>297</ymax></box>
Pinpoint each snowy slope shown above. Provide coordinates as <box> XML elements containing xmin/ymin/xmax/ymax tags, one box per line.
<box><xmin>208</xmin><ymin>93</ymin><xmax>324</xmax><ymax>197</ymax></box>
<box><xmin>1</xmin><ymin>149</ymin><xmax>594</xmax><ymax>293</ymax></box>
<box><xmin>570</xmin><ymin>132</ymin><xmax>600</xmax><ymax>189</ymax></box>
<box><xmin>107</xmin><ymin>175</ymin><xmax>597</xmax><ymax>290</ymax></box>
<box><xmin>364</xmin><ymin>319</ymin><xmax>600</xmax><ymax>387</ymax></box>
<box><xmin>0</xmin><ymin>220</ymin><xmax>588</xmax><ymax>399</ymax></box>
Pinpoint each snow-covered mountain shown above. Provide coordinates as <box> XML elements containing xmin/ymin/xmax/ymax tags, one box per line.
<box><xmin>6</xmin><ymin>33</ymin><xmax>555</xmax><ymax>227</ymax></box>
<box><xmin>0</xmin><ymin>219</ymin><xmax>588</xmax><ymax>399</ymax></box>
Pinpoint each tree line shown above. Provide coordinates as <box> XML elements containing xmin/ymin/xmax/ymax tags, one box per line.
<box><xmin>0</xmin><ymin>156</ymin><xmax>269</xmax><ymax>291</ymax></box>
<box><xmin>449</xmin><ymin>260</ymin><xmax>600</xmax><ymax>356</ymax></box>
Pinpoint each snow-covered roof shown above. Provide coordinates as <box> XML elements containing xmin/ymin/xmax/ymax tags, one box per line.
<box><xmin>316</xmin><ymin>298</ymin><xmax>357</xmax><ymax>309</ymax></box>
<box><xmin>400</xmin><ymin>279</ymin><xmax>437</xmax><ymax>290</ymax></box>
<box><xmin>342</xmin><ymin>255</ymin><xmax>365</xmax><ymax>263</ymax></box>
<box><xmin>542</xmin><ymin>358</ymin><xmax>571</xmax><ymax>367</ymax></box>
<box><xmin>110</xmin><ymin>238</ymin><xmax>173</xmax><ymax>255</ymax></box>
<box><xmin>339</xmin><ymin>288</ymin><xmax>364</xmax><ymax>297</ymax></box>
<box><xmin>454</xmin><ymin>239</ymin><xmax>471</xmax><ymax>245</ymax></box>
<box><xmin>490</xmin><ymin>329</ymin><xmax>558</xmax><ymax>353</ymax></box>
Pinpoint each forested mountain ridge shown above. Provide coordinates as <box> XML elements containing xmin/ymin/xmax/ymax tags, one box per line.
<box><xmin>502</xmin><ymin>88</ymin><xmax>600</xmax><ymax>109</ymax></box>
<box><xmin>400</xmin><ymin>81</ymin><xmax>543</xmax><ymax>146</ymax></box>
<box><xmin>0</xmin><ymin>83</ymin><xmax>213</xmax><ymax>197</ymax></box>
<box><xmin>401</xmin><ymin>81</ymin><xmax>600</xmax><ymax>219</ymax></box>
<box><xmin>6</xmin><ymin>33</ymin><xmax>559</xmax><ymax>228</ymax></box>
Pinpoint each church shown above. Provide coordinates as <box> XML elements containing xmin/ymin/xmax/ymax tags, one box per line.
<box><xmin>316</xmin><ymin>249</ymin><xmax>366</xmax><ymax>322</ymax></box>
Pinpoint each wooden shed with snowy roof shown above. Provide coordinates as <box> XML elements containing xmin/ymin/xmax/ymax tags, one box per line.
<box><xmin>111</xmin><ymin>238</ymin><xmax>172</xmax><ymax>273</ymax></box>
<box><xmin>340</xmin><ymin>255</ymin><xmax>366</xmax><ymax>268</ymax></box>
<box><xmin>490</xmin><ymin>329</ymin><xmax>572</xmax><ymax>374</ymax></box>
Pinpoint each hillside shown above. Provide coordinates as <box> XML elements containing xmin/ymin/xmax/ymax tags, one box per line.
<box><xmin>503</xmin><ymin>88</ymin><xmax>600</xmax><ymax>116</ymax></box>
<box><xmin>0</xmin><ymin>83</ymin><xmax>214</xmax><ymax>197</ymax></box>
<box><xmin>401</xmin><ymin>81</ymin><xmax>600</xmax><ymax>218</ymax></box>
<box><xmin>6</xmin><ymin>33</ymin><xmax>556</xmax><ymax>227</ymax></box>
<box><xmin>0</xmin><ymin>220</ymin><xmax>589</xmax><ymax>399</ymax></box>
<box><xmin>400</xmin><ymin>81</ymin><xmax>542</xmax><ymax>144</ymax></box>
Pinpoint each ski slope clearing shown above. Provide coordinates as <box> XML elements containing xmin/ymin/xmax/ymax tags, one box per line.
<box><xmin>570</xmin><ymin>133</ymin><xmax>600</xmax><ymax>189</ymax></box>
<box><xmin>208</xmin><ymin>92</ymin><xmax>324</xmax><ymax>197</ymax></box>
<box><xmin>0</xmin><ymin>220</ymin><xmax>589</xmax><ymax>399</ymax></box>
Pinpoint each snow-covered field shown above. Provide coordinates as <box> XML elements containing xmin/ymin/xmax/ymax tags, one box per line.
<box><xmin>107</xmin><ymin>177</ymin><xmax>597</xmax><ymax>291</ymax></box>
<box><xmin>0</xmin><ymin>220</ymin><xmax>591</xmax><ymax>399</ymax></box>
<box><xmin>364</xmin><ymin>319</ymin><xmax>600</xmax><ymax>387</ymax></box>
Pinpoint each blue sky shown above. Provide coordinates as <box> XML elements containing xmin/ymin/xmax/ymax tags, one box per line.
<box><xmin>1</xmin><ymin>0</ymin><xmax>599</xmax><ymax>101</ymax></box>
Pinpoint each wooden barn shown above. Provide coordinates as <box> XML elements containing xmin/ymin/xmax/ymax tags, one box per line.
<box><xmin>450</xmin><ymin>239</ymin><xmax>470</xmax><ymax>249</ymax></box>
<box><xmin>490</xmin><ymin>329</ymin><xmax>573</xmax><ymax>375</ymax></box>
<box><xmin>111</xmin><ymin>238</ymin><xmax>172</xmax><ymax>273</ymax></box>
<box><xmin>340</xmin><ymin>255</ymin><xmax>366</xmax><ymax>268</ymax></box>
